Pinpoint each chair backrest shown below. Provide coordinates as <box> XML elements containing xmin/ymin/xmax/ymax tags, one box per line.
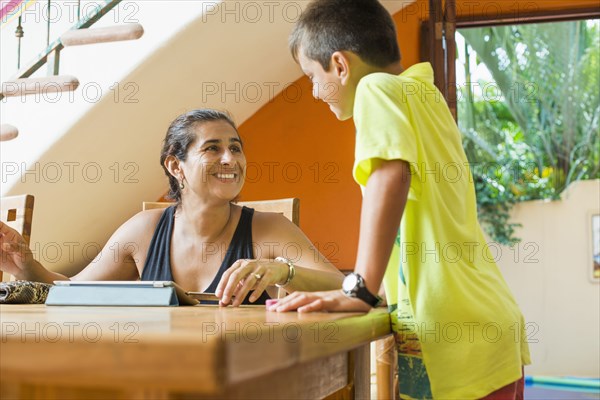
<box><xmin>143</xmin><ymin>198</ymin><xmax>300</xmax><ymax>226</ymax></box>
<box><xmin>0</xmin><ymin>194</ymin><xmax>35</xmax><ymax>281</ymax></box>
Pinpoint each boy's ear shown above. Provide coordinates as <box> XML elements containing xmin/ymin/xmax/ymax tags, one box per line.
<box><xmin>330</xmin><ymin>51</ymin><xmax>351</xmax><ymax>84</ymax></box>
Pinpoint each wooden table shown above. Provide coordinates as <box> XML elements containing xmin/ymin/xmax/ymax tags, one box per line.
<box><xmin>0</xmin><ymin>304</ymin><xmax>391</xmax><ymax>399</ymax></box>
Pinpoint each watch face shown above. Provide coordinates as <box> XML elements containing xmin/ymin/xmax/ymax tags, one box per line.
<box><xmin>343</xmin><ymin>273</ymin><xmax>359</xmax><ymax>291</ymax></box>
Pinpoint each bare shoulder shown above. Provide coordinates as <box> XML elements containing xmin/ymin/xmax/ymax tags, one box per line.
<box><xmin>251</xmin><ymin>210</ymin><xmax>302</xmax><ymax>241</ymax></box>
<box><xmin>252</xmin><ymin>209</ymin><xmax>294</xmax><ymax>228</ymax></box>
<box><xmin>114</xmin><ymin>208</ymin><xmax>165</xmax><ymax>241</ymax></box>
<box><xmin>250</xmin><ymin>209</ymin><xmax>332</xmax><ymax>266</ymax></box>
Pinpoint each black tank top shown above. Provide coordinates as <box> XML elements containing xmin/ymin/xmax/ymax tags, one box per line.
<box><xmin>141</xmin><ymin>206</ymin><xmax>270</xmax><ymax>305</ymax></box>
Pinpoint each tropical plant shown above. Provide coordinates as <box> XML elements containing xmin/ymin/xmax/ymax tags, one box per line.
<box><xmin>457</xmin><ymin>20</ymin><xmax>600</xmax><ymax>245</ymax></box>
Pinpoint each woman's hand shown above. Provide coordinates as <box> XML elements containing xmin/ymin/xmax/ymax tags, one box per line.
<box><xmin>267</xmin><ymin>290</ymin><xmax>372</xmax><ymax>313</ymax></box>
<box><xmin>0</xmin><ymin>222</ymin><xmax>37</xmax><ymax>280</ymax></box>
<box><xmin>216</xmin><ymin>259</ymin><xmax>288</xmax><ymax>307</ymax></box>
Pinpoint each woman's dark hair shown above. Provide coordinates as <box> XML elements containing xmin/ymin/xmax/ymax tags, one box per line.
<box><xmin>289</xmin><ymin>0</ymin><xmax>401</xmax><ymax>70</ymax></box>
<box><xmin>160</xmin><ymin>109</ymin><xmax>238</xmax><ymax>203</ymax></box>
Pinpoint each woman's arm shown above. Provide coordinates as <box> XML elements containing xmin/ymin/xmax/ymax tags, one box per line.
<box><xmin>70</xmin><ymin>210</ymin><xmax>158</xmax><ymax>281</ymax></box>
<box><xmin>216</xmin><ymin>211</ymin><xmax>345</xmax><ymax>306</ymax></box>
<box><xmin>0</xmin><ymin>221</ymin><xmax>69</xmax><ymax>283</ymax></box>
<box><xmin>0</xmin><ymin>210</ymin><xmax>157</xmax><ymax>284</ymax></box>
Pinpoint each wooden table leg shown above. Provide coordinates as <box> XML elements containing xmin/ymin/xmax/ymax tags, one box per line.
<box><xmin>323</xmin><ymin>343</ymin><xmax>372</xmax><ymax>400</ymax></box>
<box><xmin>376</xmin><ymin>335</ymin><xmax>396</xmax><ymax>400</ymax></box>
<box><xmin>353</xmin><ymin>343</ymin><xmax>371</xmax><ymax>400</ymax></box>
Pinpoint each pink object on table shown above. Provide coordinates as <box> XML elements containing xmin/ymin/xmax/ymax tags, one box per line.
<box><xmin>266</xmin><ymin>299</ymin><xmax>279</xmax><ymax>307</ymax></box>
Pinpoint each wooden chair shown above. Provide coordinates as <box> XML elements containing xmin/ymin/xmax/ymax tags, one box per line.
<box><xmin>143</xmin><ymin>198</ymin><xmax>300</xmax><ymax>226</ymax></box>
<box><xmin>0</xmin><ymin>194</ymin><xmax>35</xmax><ymax>281</ymax></box>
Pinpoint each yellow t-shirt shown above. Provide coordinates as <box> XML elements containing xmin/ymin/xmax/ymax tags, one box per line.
<box><xmin>353</xmin><ymin>62</ymin><xmax>531</xmax><ymax>399</ymax></box>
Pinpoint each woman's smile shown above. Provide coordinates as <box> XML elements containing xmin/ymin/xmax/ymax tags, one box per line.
<box><xmin>212</xmin><ymin>171</ymin><xmax>239</xmax><ymax>182</ymax></box>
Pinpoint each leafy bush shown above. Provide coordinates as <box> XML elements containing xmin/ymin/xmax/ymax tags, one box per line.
<box><xmin>458</xmin><ymin>20</ymin><xmax>600</xmax><ymax>245</ymax></box>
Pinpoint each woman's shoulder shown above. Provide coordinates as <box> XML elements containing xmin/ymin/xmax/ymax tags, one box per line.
<box><xmin>249</xmin><ymin>207</ymin><xmax>300</xmax><ymax>241</ymax></box>
<box><xmin>247</xmin><ymin>207</ymin><xmax>290</xmax><ymax>225</ymax></box>
<box><xmin>116</xmin><ymin>207</ymin><xmax>169</xmax><ymax>239</ymax></box>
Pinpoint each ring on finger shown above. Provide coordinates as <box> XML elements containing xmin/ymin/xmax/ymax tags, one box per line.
<box><xmin>253</xmin><ymin>273</ymin><xmax>262</xmax><ymax>280</ymax></box>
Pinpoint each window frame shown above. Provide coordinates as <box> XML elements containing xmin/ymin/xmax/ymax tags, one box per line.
<box><xmin>421</xmin><ymin>1</ymin><xmax>600</xmax><ymax>120</ymax></box>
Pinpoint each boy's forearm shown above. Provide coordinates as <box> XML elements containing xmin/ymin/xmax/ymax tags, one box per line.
<box><xmin>354</xmin><ymin>160</ymin><xmax>411</xmax><ymax>295</ymax></box>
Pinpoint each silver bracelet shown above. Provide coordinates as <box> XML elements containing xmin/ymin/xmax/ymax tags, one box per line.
<box><xmin>274</xmin><ymin>257</ymin><xmax>295</xmax><ymax>288</ymax></box>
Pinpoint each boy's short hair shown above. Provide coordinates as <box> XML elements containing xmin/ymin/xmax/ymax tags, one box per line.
<box><xmin>289</xmin><ymin>0</ymin><xmax>401</xmax><ymax>70</ymax></box>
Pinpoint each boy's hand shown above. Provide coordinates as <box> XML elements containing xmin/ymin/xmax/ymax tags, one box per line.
<box><xmin>267</xmin><ymin>289</ymin><xmax>371</xmax><ymax>313</ymax></box>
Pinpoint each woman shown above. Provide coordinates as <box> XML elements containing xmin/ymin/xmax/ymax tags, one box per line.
<box><xmin>0</xmin><ymin>109</ymin><xmax>343</xmax><ymax>306</ymax></box>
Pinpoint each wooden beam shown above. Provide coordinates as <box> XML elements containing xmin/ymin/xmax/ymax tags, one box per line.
<box><xmin>429</xmin><ymin>0</ymin><xmax>446</xmax><ymax>93</ymax></box>
<box><xmin>0</xmin><ymin>124</ymin><xmax>19</xmax><ymax>142</ymax></box>
<box><xmin>445</xmin><ymin>0</ymin><xmax>457</xmax><ymax>120</ymax></box>
<box><xmin>456</xmin><ymin>7</ymin><xmax>600</xmax><ymax>28</ymax></box>
<box><xmin>61</xmin><ymin>24</ymin><xmax>144</xmax><ymax>47</ymax></box>
<box><xmin>1</xmin><ymin>76</ymin><xmax>79</xmax><ymax>97</ymax></box>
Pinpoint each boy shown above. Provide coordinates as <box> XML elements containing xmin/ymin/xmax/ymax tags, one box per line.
<box><xmin>269</xmin><ymin>0</ymin><xmax>531</xmax><ymax>399</ymax></box>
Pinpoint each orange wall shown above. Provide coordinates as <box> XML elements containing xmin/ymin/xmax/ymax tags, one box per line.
<box><xmin>174</xmin><ymin>0</ymin><xmax>596</xmax><ymax>270</ymax></box>
<box><xmin>238</xmin><ymin>79</ymin><xmax>358</xmax><ymax>269</ymax></box>
<box><xmin>237</xmin><ymin>5</ymin><xmax>429</xmax><ymax>270</ymax></box>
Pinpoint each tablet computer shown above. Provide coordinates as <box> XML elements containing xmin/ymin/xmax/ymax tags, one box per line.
<box><xmin>53</xmin><ymin>281</ymin><xmax>199</xmax><ymax>306</ymax></box>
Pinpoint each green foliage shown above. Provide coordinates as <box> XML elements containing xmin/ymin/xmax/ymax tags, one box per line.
<box><xmin>458</xmin><ymin>20</ymin><xmax>600</xmax><ymax>245</ymax></box>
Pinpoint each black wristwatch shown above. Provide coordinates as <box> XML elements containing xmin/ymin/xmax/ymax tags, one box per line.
<box><xmin>342</xmin><ymin>273</ymin><xmax>382</xmax><ymax>307</ymax></box>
